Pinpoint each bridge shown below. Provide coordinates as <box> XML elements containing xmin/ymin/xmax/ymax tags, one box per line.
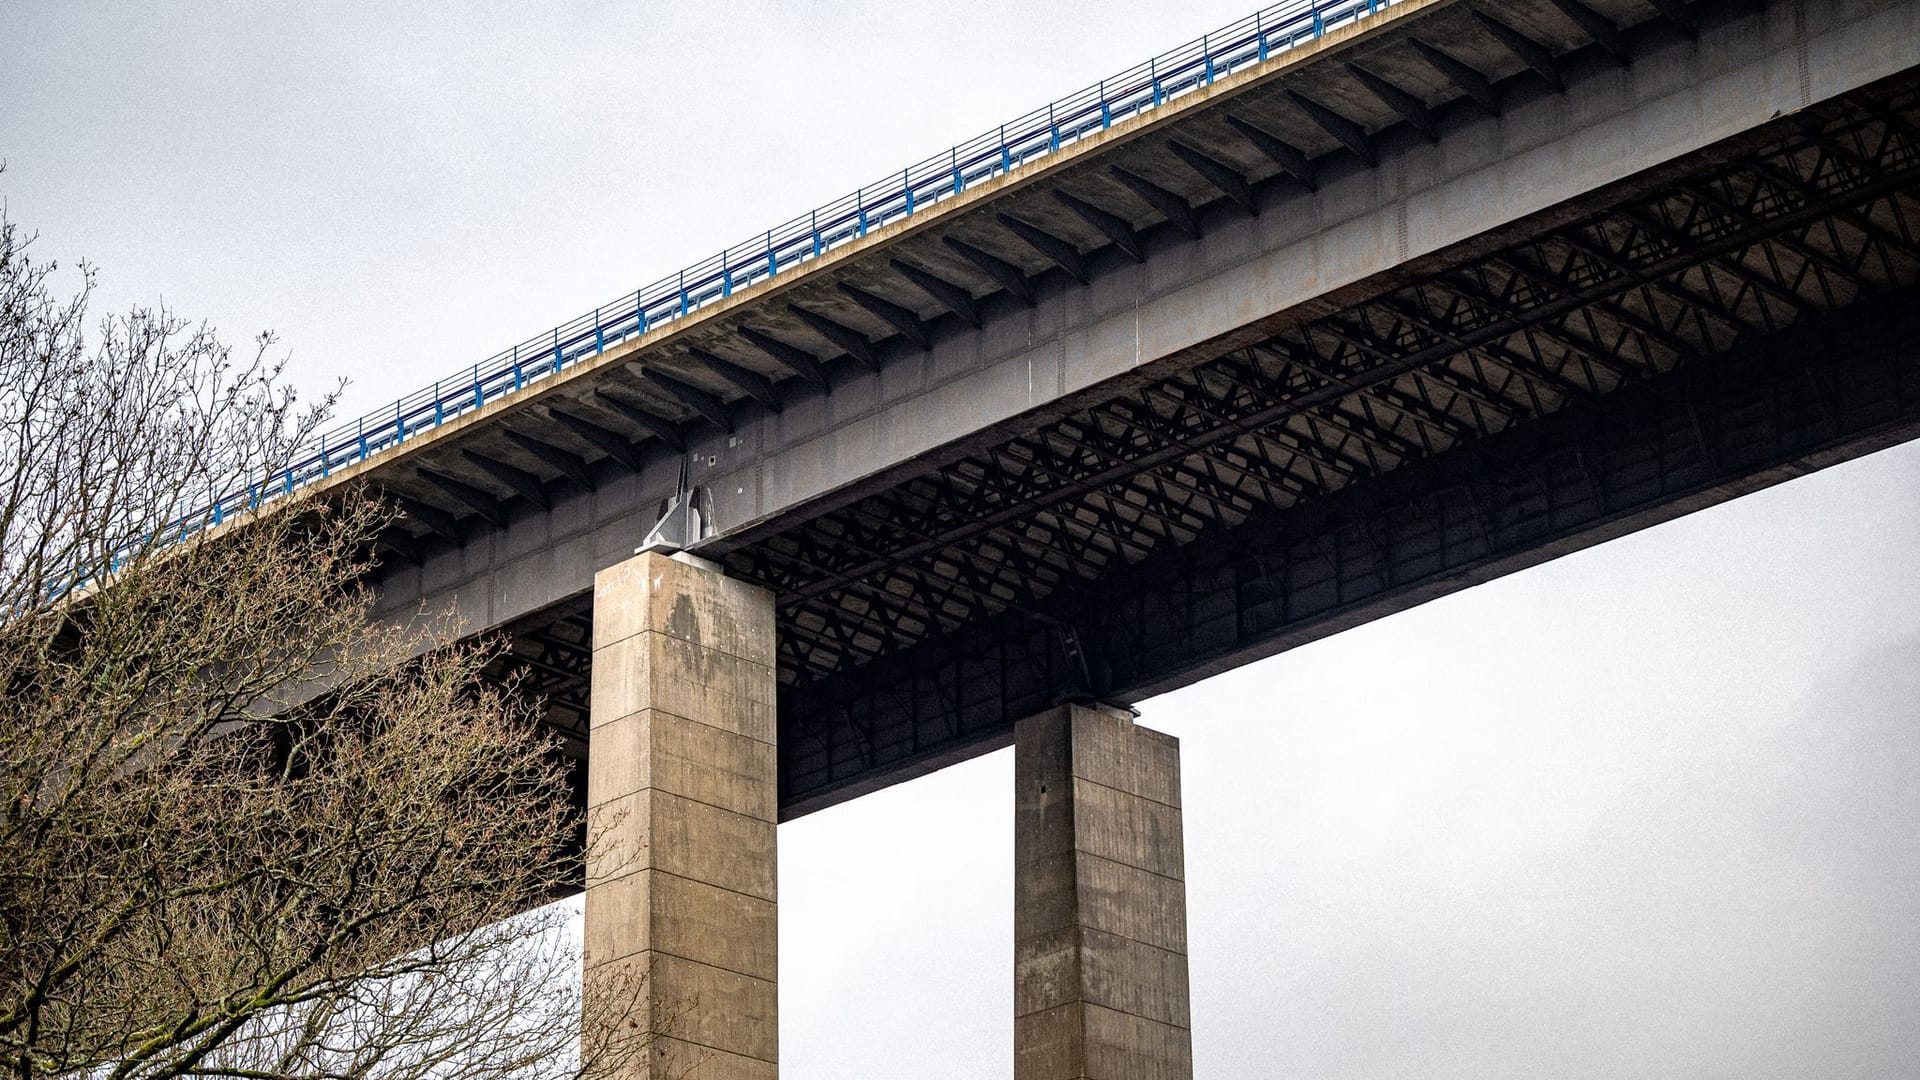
<box><xmin>249</xmin><ymin>0</ymin><xmax>1920</xmax><ymax>1074</ymax></box>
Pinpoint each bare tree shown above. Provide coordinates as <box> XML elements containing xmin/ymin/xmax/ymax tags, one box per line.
<box><xmin>0</xmin><ymin>195</ymin><xmax>649</xmax><ymax>1078</ymax></box>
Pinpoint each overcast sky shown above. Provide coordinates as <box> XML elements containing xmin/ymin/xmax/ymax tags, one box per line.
<box><xmin>5</xmin><ymin>2</ymin><xmax>1918</xmax><ymax>1076</ymax></box>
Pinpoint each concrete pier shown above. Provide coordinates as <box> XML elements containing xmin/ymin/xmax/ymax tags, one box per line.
<box><xmin>584</xmin><ymin>551</ymin><xmax>779</xmax><ymax>1080</ymax></box>
<box><xmin>1015</xmin><ymin>704</ymin><xmax>1192</xmax><ymax>1080</ymax></box>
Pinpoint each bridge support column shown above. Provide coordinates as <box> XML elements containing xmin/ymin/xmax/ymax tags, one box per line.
<box><xmin>584</xmin><ymin>550</ymin><xmax>778</xmax><ymax>1080</ymax></box>
<box><xmin>1014</xmin><ymin>703</ymin><xmax>1192</xmax><ymax>1080</ymax></box>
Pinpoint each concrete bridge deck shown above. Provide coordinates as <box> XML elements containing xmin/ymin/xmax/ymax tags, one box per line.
<box><xmin>311</xmin><ymin>0</ymin><xmax>1920</xmax><ymax>817</ymax></box>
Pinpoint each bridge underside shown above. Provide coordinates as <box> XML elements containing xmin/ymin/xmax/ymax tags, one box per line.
<box><xmin>486</xmin><ymin>70</ymin><xmax>1920</xmax><ymax>820</ymax></box>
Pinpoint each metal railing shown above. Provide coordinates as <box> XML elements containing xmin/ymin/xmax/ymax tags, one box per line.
<box><xmin>52</xmin><ymin>0</ymin><xmax>1396</xmax><ymax>599</ymax></box>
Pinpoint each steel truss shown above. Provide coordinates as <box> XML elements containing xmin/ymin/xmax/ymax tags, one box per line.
<box><xmin>480</xmin><ymin>602</ymin><xmax>594</xmax><ymax>762</ymax></box>
<box><xmin>481</xmin><ymin>78</ymin><xmax>1920</xmax><ymax>815</ymax></box>
<box><xmin>718</xmin><ymin>83</ymin><xmax>1920</xmax><ymax>813</ymax></box>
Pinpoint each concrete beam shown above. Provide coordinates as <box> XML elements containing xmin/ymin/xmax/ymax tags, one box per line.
<box><xmin>369</xmin><ymin>0</ymin><xmax>1920</xmax><ymax>645</ymax></box>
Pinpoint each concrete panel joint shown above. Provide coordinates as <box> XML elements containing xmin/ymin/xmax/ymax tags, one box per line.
<box><xmin>1016</xmin><ymin>703</ymin><xmax>1192</xmax><ymax>1080</ymax></box>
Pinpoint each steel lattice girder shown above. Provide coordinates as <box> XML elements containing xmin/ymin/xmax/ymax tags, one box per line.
<box><xmin>709</xmin><ymin>81</ymin><xmax>1920</xmax><ymax>814</ymax></box>
<box><xmin>772</xmin><ymin>283</ymin><xmax>1920</xmax><ymax>813</ymax></box>
<box><xmin>741</xmin><ymin>88</ymin><xmax>1920</xmax><ymax>677</ymax></box>
<box><xmin>481</xmin><ymin>78</ymin><xmax>1920</xmax><ymax>817</ymax></box>
<box><xmin>480</xmin><ymin>604</ymin><xmax>594</xmax><ymax>758</ymax></box>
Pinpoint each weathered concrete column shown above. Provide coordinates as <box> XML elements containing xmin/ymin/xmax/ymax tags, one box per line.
<box><xmin>1015</xmin><ymin>704</ymin><xmax>1192</xmax><ymax>1080</ymax></box>
<box><xmin>585</xmin><ymin>551</ymin><xmax>777</xmax><ymax>1080</ymax></box>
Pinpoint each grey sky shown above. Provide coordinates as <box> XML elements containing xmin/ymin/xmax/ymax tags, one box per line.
<box><xmin>6</xmin><ymin>2</ymin><xmax>1918</xmax><ymax>1077</ymax></box>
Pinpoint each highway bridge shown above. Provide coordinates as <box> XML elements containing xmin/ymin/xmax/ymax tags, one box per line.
<box><xmin>260</xmin><ymin>0</ymin><xmax>1920</xmax><ymax>1074</ymax></box>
